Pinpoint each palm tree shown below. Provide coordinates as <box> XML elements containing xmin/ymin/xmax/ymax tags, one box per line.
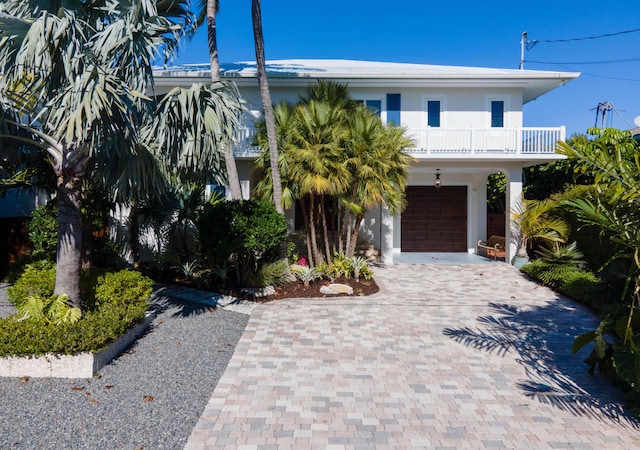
<box><xmin>196</xmin><ymin>0</ymin><xmax>243</xmax><ymax>200</ymax></box>
<box><xmin>341</xmin><ymin>107</ymin><xmax>415</xmax><ymax>256</ymax></box>
<box><xmin>289</xmin><ymin>101</ymin><xmax>350</xmax><ymax>264</ymax></box>
<box><xmin>253</xmin><ymin>82</ymin><xmax>415</xmax><ymax>264</ymax></box>
<box><xmin>0</xmin><ymin>1</ymin><xmax>241</xmax><ymax>308</ymax></box>
<box><xmin>512</xmin><ymin>198</ymin><xmax>569</xmax><ymax>260</ymax></box>
<box><xmin>251</xmin><ymin>0</ymin><xmax>284</xmax><ymax>214</ymax></box>
<box><xmin>253</xmin><ymin>101</ymin><xmax>298</xmax><ymax>210</ymax></box>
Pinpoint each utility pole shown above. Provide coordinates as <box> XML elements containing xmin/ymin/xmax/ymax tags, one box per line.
<box><xmin>520</xmin><ymin>32</ymin><xmax>527</xmax><ymax>70</ymax></box>
<box><xmin>594</xmin><ymin>102</ymin><xmax>614</xmax><ymax>128</ymax></box>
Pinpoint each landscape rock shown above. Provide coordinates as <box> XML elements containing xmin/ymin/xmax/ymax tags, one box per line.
<box><xmin>319</xmin><ymin>283</ymin><xmax>354</xmax><ymax>295</ymax></box>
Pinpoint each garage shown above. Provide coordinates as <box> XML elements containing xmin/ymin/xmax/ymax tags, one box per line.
<box><xmin>401</xmin><ymin>186</ymin><xmax>467</xmax><ymax>252</ymax></box>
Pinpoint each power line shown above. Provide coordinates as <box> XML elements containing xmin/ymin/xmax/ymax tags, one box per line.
<box><xmin>529</xmin><ymin>27</ymin><xmax>640</xmax><ymax>46</ymax></box>
<box><xmin>529</xmin><ymin>61</ymin><xmax>640</xmax><ymax>82</ymax></box>
<box><xmin>525</xmin><ymin>57</ymin><xmax>640</xmax><ymax>65</ymax></box>
<box><xmin>520</xmin><ymin>28</ymin><xmax>640</xmax><ymax>70</ymax></box>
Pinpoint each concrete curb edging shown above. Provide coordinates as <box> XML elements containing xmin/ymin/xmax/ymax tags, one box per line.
<box><xmin>0</xmin><ymin>312</ymin><xmax>156</xmax><ymax>379</ymax></box>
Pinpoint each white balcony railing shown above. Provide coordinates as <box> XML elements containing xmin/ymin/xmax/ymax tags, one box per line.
<box><xmin>232</xmin><ymin>126</ymin><xmax>566</xmax><ymax>158</ymax></box>
<box><xmin>404</xmin><ymin>127</ymin><xmax>565</xmax><ymax>156</ymax></box>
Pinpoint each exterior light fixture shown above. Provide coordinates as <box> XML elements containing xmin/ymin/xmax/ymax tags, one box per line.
<box><xmin>434</xmin><ymin>169</ymin><xmax>441</xmax><ymax>190</ymax></box>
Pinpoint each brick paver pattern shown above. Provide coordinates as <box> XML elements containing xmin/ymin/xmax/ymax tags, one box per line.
<box><xmin>185</xmin><ymin>264</ymin><xmax>639</xmax><ymax>449</ymax></box>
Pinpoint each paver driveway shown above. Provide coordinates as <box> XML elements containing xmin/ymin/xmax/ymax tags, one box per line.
<box><xmin>185</xmin><ymin>263</ymin><xmax>639</xmax><ymax>449</ymax></box>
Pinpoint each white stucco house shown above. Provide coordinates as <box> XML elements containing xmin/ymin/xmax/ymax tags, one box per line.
<box><xmin>153</xmin><ymin>59</ymin><xmax>579</xmax><ymax>264</ymax></box>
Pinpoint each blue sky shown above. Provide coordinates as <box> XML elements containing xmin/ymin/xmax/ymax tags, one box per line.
<box><xmin>173</xmin><ymin>0</ymin><xmax>640</xmax><ymax>137</ymax></box>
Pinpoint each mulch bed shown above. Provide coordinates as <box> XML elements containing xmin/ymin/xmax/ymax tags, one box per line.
<box><xmin>259</xmin><ymin>276</ymin><xmax>379</xmax><ymax>302</ymax></box>
<box><xmin>162</xmin><ymin>274</ymin><xmax>380</xmax><ymax>303</ymax></box>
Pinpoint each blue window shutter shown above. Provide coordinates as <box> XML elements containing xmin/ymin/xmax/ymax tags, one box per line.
<box><xmin>491</xmin><ymin>101</ymin><xmax>504</xmax><ymax>128</ymax></box>
<box><xmin>386</xmin><ymin>93</ymin><xmax>401</xmax><ymax>125</ymax></box>
<box><xmin>427</xmin><ymin>101</ymin><xmax>441</xmax><ymax>127</ymax></box>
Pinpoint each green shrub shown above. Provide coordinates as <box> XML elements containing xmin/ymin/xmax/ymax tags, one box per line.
<box><xmin>551</xmin><ymin>185</ymin><xmax>629</xmax><ymax>273</ymax></box>
<box><xmin>196</xmin><ymin>199</ymin><xmax>287</xmax><ymax>284</ymax></box>
<box><xmin>521</xmin><ymin>261</ymin><xmax>619</xmax><ymax>315</ymax></box>
<box><xmin>0</xmin><ymin>267</ymin><xmax>152</xmax><ymax>356</ymax></box>
<box><xmin>94</xmin><ymin>269</ymin><xmax>154</xmax><ymax>308</ymax></box>
<box><xmin>557</xmin><ymin>270</ymin><xmax>603</xmax><ymax>303</ymax></box>
<box><xmin>0</xmin><ymin>303</ymin><xmax>148</xmax><ymax>356</ymax></box>
<box><xmin>7</xmin><ymin>260</ymin><xmax>56</xmax><ymax>307</ymax></box>
<box><xmin>2</xmin><ymin>254</ymin><xmax>35</xmax><ymax>283</ymax></box>
<box><xmin>28</xmin><ymin>203</ymin><xmax>58</xmax><ymax>261</ymax></box>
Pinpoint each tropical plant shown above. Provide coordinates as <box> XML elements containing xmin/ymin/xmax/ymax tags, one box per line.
<box><xmin>348</xmin><ymin>256</ymin><xmax>369</xmax><ymax>282</ymax></box>
<box><xmin>340</xmin><ymin>106</ymin><xmax>414</xmax><ymax>257</ymax></box>
<box><xmin>180</xmin><ymin>260</ymin><xmax>201</xmax><ymax>279</ymax></box>
<box><xmin>0</xmin><ymin>1</ymin><xmax>241</xmax><ymax>307</ymax></box>
<box><xmin>245</xmin><ymin>259</ymin><xmax>290</xmax><ymax>288</ymax></box>
<box><xmin>253</xmin><ymin>82</ymin><xmax>414</xmax><ymax>266</ymax></box>
<box><xmin>17</xmin><ymin>293</ymin><xmax>81</xmax><ymax>325</ymax></box>
<box><xmin>293</xmin><ymin>266</ymin><xmax>323</xmax><ymax>287</ymax></box>
<box><xmin>557</xmin><ymin>128</ymin><xmax>640</xmax><ymax>293</ymax></box>
<box><xmin>533</xmin><ymin>241</ymin><xmax>585</xmax><ymax>286</ymax></box>
<box><xmin>557</xmin><ymin>127</ymin><xmax>640</xmax><ymax>410</ymax></box>
<box><xmin>195</xmin><ymin>0</ymin><xmax>242</xmax><ymax>199</ymax></box>
<box><xmin>512</xmin><ymin>197</ymin><xmax>569</xmax><ymax>259</ymax></box>
<box><xmin>211</xmin><ymin>262</ymin><xmax>233</xmax><ymax>287</ymax></box>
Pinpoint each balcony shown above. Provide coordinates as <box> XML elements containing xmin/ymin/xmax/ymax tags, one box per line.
<box><xmin>232</xmin><ymin>126</ymin><xmax>566</xmax><ymax>159</ymax></box>
<box><xmin>404</xmin><ymin>127</ymin><xmax>566</xmax><ymax>158</ymax></box>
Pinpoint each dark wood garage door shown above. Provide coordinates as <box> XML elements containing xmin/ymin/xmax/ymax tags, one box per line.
<box><xmin>401</xmin><ymin>186</ymin><xmax>467</xmax><ymax>252</ymax></box>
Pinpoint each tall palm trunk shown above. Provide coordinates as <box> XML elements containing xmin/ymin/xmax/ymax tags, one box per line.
<box><xmin>54</xmin><ymin>159</ymin><xmax>85</xmax><ymax>308</ymax></box>
<box><xmin>318</xmin><ymin>195</ymin><xmax>332</xmax><ymax>264</ymax></box>
<box><xmin>348</xmin><ymin>212</ymin><xmax>365</xmax><ymax>257</ymax></box>
<box><xmin>208</xmin><ymin>0</ymin><xmax>242</xmax><ymax>200</ymax></box>
<box><xmin>251</xmin><ymin>0</ymin><xmax>283</xmax><ymax>214</ymax></box>
<box><xmin>252</xmin><ymin>0</ymin><xmax>291</xmax><ymax>277</ymax></box>
<box><xmin>308</xmin><ymin>193</ymin><xmax>323</xmax><ymax>265</ymax></box>
<box><xmin>299</xmin><ymin>196</ymin><xmax>314</xmax><ymax>267</ymax></box>
<box><xmin>128</xmin><ymin>199</ymin><xmax>141</xmax><ymax>267</ymax></box>
<box><xmin>337</xmin><ymin>202</ymin><xmax>346</xmax><ymax>255</ymax></box>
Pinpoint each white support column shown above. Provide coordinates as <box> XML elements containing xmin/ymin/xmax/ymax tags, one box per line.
<box><xmin>475</xmin><ymin>177</ymin><xmax>488</xmax><ymax>252</ymax></box>
<box><xmin>380</xmin><ymin>205</ymin><xmax>394</xmax><ymax>265</ymax></box>
<box><xmin>504</xmin><ymin>166</ymin><xmax>523</xmax><ymax>264</ymax></box>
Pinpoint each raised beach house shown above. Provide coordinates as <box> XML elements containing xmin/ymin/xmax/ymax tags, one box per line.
<box><xmin>153</xmin><ymin>59</ymin><xmax>579</xmax><ymax>264</ymax></box>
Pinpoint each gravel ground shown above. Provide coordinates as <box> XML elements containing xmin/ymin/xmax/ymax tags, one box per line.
<box><xmin>0</xmin><ymin>288</ymin><xmax>249</xmax><ymax>450</ymax></box>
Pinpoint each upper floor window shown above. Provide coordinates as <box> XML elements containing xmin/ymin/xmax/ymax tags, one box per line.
<box><xmin>491</xmin><ymin>101</ymin><xmax>504</xmax><ymax>128</ymax></box>
<box><xmin>427</xmin><ymin>100</ymin><xmax>441</xmax><ymax>127</ymax></box>
<box><xmin>354</xmin><ymin>99</ymin><xmax>382</xmax><ymax>117</ymax></box>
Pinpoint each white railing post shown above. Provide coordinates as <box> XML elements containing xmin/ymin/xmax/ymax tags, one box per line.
<box><xmin>470</xmin><ymin>128</ymin><xmax>475</xmax><ymax>154</ymax></box>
